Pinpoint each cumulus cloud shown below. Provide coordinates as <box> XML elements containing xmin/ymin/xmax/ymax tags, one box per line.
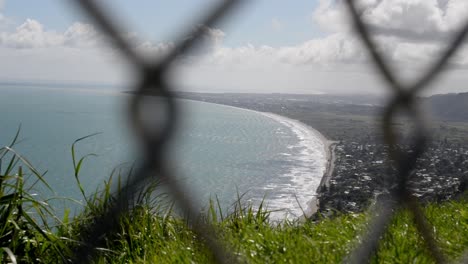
<box><xmin>313</xmin><ymin>0</ymin><xmax>352</xmax><ymax>33</ymax></box>
<box><xmin>3</xmin><ymin>1</ymin><xmax>466</xmax><ymax>72</ymax></box>
<box><xmin>170</xmin><ymin>32</ymin><xmax>381</xmax><ymax>94</ymax></box>
<box><xmin>370</xmin><ymin>1</ymin><xmax>441</xmax><ymax>32</ymax></box>
<box><xmin>168</xmin><ymin>0</ymin><xmax>468</xmax><ymax>94</ymax></box>
<box><xmin>0</xmin><ymin>19</ymin><xmax>99</xmax><ymax>48</ymax></box>
<box><xmin>63</xmin><ymin>22</ymin><xmax>99</xmax><ymax>47</ymax></box>
<box><xmin>196</xmin><ymin>33</ymin><xmax>364</xmax><ymax>68</ymax></box>
<box><xmin>0</xmin><ymin>19</ymin><xmax>61</xmax><ymax>48</ymax></box>
<box><xmin>0</xmin><ymin>17</ymin><xmax>132</xmax><ymax>85</ymax></box>
<box><xmin>202</xmin><ymin>27</ymin><xmax>225</xmax><ymax>48</ymax></box>
<box><xmin>189</xmin><ymin>26</ymin><xmax>226</xmax><ymax>56</ymax></box>
<box><xmin>3</xmin><ymin>1</ymin><xmax>468</xmax><ymax>95</ymax></box>
<box><xmin>371</xmin><ymin>1</ymin><xmax>466</xmax><ymax>33</ymax></box>
<box><xmin>311</xmin><ymin>0</ymin><xmax>468</xmax><ymax>69</ymax></box>
<box><xmin>314</xmin><ymin>0</ymin><xmax>468</xmax><ymax>41</ymax></box>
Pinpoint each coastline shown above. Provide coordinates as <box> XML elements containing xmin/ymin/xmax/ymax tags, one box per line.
<box><xmin>181</xmin><ymin>99</ymin><xmax>335</xmax><ymax>219</ymax></box>
<box><xmin>259</xmin><ymin>112</ymin><xmax>334</xmax><ymax>219</ymax></box>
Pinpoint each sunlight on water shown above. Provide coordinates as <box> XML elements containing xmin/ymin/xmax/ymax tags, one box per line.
<box><xmin>0</xmin><ymin>85</ymin><xmax>327</xmax><ymax>220</ymax></box>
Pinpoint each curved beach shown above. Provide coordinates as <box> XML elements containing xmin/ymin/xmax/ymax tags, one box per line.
<box><xmin>259</xmin><ymin>112</ymin><xmax>332</xmax><ymax>219</ymax></box>
<box><xmin>183</xmin><ymin>99</ymin><xmax>333</xmax><ymax>220</ymax></box>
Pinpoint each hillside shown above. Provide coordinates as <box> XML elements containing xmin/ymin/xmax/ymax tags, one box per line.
<box><xmin>426</xmin><ymin>92</ymin><xmax>468</xmax><ymax>122</ymax></box>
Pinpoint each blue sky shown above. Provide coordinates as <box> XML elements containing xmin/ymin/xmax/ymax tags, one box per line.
<box><xmin>3</xmin><ymin>0</ymin><xmax>324</xmax><ymax>47</ymax></box>
<box><xmin>1</xmin><ymin>0</ymin><xmax>468</xmax><ymax>95</ymax></box>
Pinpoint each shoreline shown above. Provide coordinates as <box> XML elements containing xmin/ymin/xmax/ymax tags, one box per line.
<box><xmin>259</xmin><ymin>112</ymin><xmax>334</xmax><ymax>219</ymax></box>
<box><xmin>181</xmin><ymin>99</ymin><xmax>335</xmax><ymax>219</ymax></box>
<box><xmin>312</xmin><ymin>141</ymin><xmax>337</xmax><ymax>216</ymax></box>
<box><xmin>319</xmin><ymin>141</ymin><xmax>338</xmax><ymax>190</ymax></box>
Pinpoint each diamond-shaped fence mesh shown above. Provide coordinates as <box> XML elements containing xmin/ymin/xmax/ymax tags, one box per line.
<box><xmin>64</xmin><ymin>0</ymin><xmax>468</xmax><ymax>263</ymax></box>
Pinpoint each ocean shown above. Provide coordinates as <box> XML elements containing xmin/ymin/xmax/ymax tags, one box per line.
<box><xmin>0</xmin><ymin>85</ymin><xmax>327</xmax><ymax>220</ymax></box>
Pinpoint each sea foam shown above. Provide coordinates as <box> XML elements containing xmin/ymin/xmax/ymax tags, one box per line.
<box><xmin>259</xmin><ymin>113</ymin><xmax>328</xmax><ymax>220</ymax></box>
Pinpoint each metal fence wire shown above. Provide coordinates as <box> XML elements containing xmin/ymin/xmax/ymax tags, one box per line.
<box><xmin>67</xmin><ymin>0</ymin><xmax>468</xmax><ymax>263</ymax></box>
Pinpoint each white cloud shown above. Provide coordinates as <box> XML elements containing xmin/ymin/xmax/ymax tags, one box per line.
<box><xmin>0</xmin><ymin>19</ymin><xmax>99</xmax><ymax>49</ymax></box>
<box><xmin>192</xmin><ymin>26</ymin><xmax>226</xmax><ymax>55</ymax></box>
<box><xmin>0</xmin><ymin>17</ymin><xmax>131</xmax><ymax>85</ymax></box>
<box><xmin>0</xmin><ymin>45</ymin><xmax>132</xmax><ymax>85</ymax></box>
<box><xmin>2</xmin><ymin>1</ymin><xmax>468</xmax><ymax>95</ymax></box>
<box><xmin>313</xmin><ymin>0</ymin><xmax>352</xmax><ymax>33</ymax></box>
<box><xmin>362</xmin><ymin>0</ymin><xmax>467</xmax><ymax>40</ymax></box>
<box><xmin>170</xmin><ymin>32</ymin><xmax>381</xmax><ymax>94</ymax></box>
<box><xmin>364</xmin><ymin>0</ymin><xmax>444</xmax><ymax>33</ymax></box>
<box><xmin>313</xmin><ymin>0</ymin><xmax>468</xmax><ymax>40</ymax></box>
<box><xmin>0</xmin><ymin>19</ymin><xmax>61</xmax><ymax>48</ymax></box>
<box><xmin>203</xmin><ymin>27</ymin><xmax>225</xmax><ymax>48</ymax></box>
<box><xmin>136</xmin><ymin>41</ymin><xmax>174</xmax><ymax>58</ymax></box>
<box><xmin>180</xmin><ymin>32</ymin><xmax>364</xmax><ymax>69</ymax></box>
<box><xmin>310</xmin><ymin>0</ymin><xmax>468</xmax><ymax>72</ymax></box>
<box><xmin>63</xmin><ymin>22</ymin><xmax>99</xmax><ymax>47</ymax></box>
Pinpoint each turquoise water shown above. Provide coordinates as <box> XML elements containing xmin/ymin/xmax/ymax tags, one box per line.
<box><xmin>0</xmin><ymin>85</ymin><xmax>326</xmax><ymax>219</ymax></box>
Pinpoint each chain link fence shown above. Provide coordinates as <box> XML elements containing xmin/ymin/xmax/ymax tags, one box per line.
<box><xmin>65</xmin><ymin>0</ymin><xmax>468</xmax><ymax>263</ymax></box>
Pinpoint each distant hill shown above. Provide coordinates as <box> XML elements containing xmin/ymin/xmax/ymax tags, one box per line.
<box><xmin>177</xmin><ymin>91</ymin><xmax>468</xmax><ymax>122</ymax></box>
<box><xmin>425</xmin><ymin>92</ymin><xmax>468</xmax><ymax>122</ymax></box>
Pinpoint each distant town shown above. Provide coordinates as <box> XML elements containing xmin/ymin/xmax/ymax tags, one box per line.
<box><xmin>178</xmin><ymin>92</ymin><xmax>468</xmax><ymax>214</ymax></box>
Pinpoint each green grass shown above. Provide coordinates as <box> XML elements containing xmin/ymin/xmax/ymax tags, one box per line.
<box><xmin>0</xmin><ymin>128</ymin><xmax>72</xmax><ymax>263</ymax></box>
<box><xmin>0</xmin><ymin>132</ymin><xmax>467</xmax><ymax>263</ymax></box>
<box><xmin>87</xmin><ymin>199</ymin><xmax>466</xmax><ymax>264</ymax></box>
<box><xmin>55</xmin><ymin>196</ymin><xmax>465</xmax><ymax>264</ymax></box>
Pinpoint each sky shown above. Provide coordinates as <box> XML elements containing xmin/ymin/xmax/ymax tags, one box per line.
<box><xmin>1</xmin><ymin>0</ymin><xmax>468</xmax><ymax>95</ymax></box>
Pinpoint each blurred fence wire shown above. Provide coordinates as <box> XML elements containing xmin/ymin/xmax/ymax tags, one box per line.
<box><xmin>68</xmin><ymin>0</ymin><xmax>468</xmax><ymax>263</ymax></box>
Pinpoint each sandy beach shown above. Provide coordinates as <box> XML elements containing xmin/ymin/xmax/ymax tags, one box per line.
<box><xmin>310</xmin><ymin>140</ymin><xmax>337</xmax><ymax>217</ymax></box>
<box><xmin>319</xmin><ymin>141</ymin><xmax>337</xmax><ymax>189</ymax></box>
<box><xmin>257</xmin><ymin>112</ymin><xmax>335</xmax><ymax>219</ymax></box>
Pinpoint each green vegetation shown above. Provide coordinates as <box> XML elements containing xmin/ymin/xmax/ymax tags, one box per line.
<box><xmin>0</xmin><ymin>133</ymin><xmax>467</xmax><ymax>263</ymax></box>
<box><xmin>0</xmin><ymin>129</ymin><xmax>73</xmax><ymax>263</ymax></box>
<box><xmin>78</xmin><ymin>198</ymin><xmax>468</xmax><ymax>263</ymax></box>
